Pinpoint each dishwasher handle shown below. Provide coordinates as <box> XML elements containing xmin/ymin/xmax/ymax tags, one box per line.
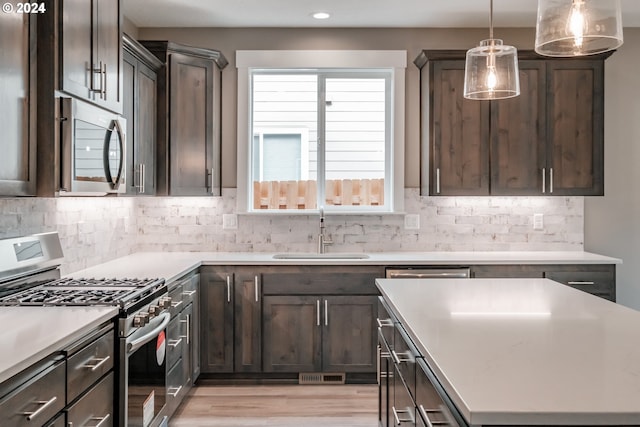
<box><xmin>385</xmin><ymin>268</ymin><xmax>470</xmax><ymax>279</ymax></box>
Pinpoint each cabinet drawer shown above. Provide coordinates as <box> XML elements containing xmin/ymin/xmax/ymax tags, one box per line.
<box><xmin>377</xmin><ymin>297</ymin><xmax>395</xmax><ymax>350</ymax></box>
<box><xmin>67</xmin><ymin>372</ymin><xmax>113</xmax><ymax>427</ymax></box>
<box><xmin>166</xmin><ymin>357</ymin><xmax>186</xmax><ymax>413</ymax></box>
<box><xmin>393</xmin><ymin>324</ymin><xmax>418</xmax><ymax>400</ymax></box>
<box><xmin>169</xmin><ymin>283</ymin><xmax>184</xmax><ymax>318</ymax></box>
<box><xmin>546</xmin><ymin>271</ymin><xmax>614</xmax><ymax>300</ymax></box>
<box><xmin>181</xmin><ymin>275</ymin><xmax>198</xmax><ymax>305</ymax></box>
<box><xmin>262</xmin><ymin>267</ymin><xmax>382</xmax><ymax>295</ymax></box>
<box><xmin>166</xmin><ymin>316</ymin><xmax>184</xmax><ymax>369</ymax></box>
<box><xmin>392</xmin><ymin>364</ymin><xmax>416</xmax><ymax>426</ymax></box>
<box><xmin>67</xmin><ymin>329</ymin><xmax>115</xmax><ymax>403</ymax></box>
<box><xmin>0</xmin><ymin>359</ymin><xmax>65</xmax><ymax>427</ymax></box>
<box><xmin>415</xmin><ymin>359</ymin><xmax>461</xmax><ymax>427</ymax></box>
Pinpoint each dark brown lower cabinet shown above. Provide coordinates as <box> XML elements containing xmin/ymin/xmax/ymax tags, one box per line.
<box><xmin>234</xmin><ymin>271</ymin><xmax>262</xmax><ymax>372</ymax></box>
<box><xmin>471</xmin><ymin>263</ymin><xmax>616</xmax><ymax>301</ymax></box>
<box><xmin>199</xmin><ymin>269</ymin><xmax>234</xmax><ymax>373</ymax></box>
<box><xmin>262</xmin><ymin>295</ymin><xmax>322</xmax><ymax>373</ymax></box>
<box><xmin>262</xmin><ymin>295</ymin><xmax>377</xmax><ymax>373</ymax></box>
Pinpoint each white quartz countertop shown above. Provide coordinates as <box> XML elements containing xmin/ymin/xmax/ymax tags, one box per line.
<box><xmin>67</xmin><ymin>251</ymin><xmax>621</xmax><ymax>284</ymax></box>
<box><xmin>376</xmin><ymin>277</ymin><xmax>640</xmax><ymax>426</ymax></box>
<box><xmin>0</xmin><ymin>306</ymin><xmax>118</xmax><ymax>384</ymax></box>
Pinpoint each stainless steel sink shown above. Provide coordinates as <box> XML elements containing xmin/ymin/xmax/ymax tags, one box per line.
<box><xmin>272</xmin><ymin>253</ymin><xmax>370</xmax><ymax>260</ymax></box>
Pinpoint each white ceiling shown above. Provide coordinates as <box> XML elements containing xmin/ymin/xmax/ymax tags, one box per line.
<box><xmin>124</xmin><ymin>0</ymin><xmax>640</xmax><ymax>28</ymax></box>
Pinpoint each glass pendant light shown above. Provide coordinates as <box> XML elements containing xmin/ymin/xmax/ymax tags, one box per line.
<box><xmin>535</xmin><ymin>0</ymin><xmax>623</xmax><ymax>56</ymax></box>
<box><xmin>463</xmin><ymin>0</ymin><xmax>520</xmax><ymax>100</ymax></box>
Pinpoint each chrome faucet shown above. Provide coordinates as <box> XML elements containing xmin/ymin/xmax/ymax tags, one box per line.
<box><xmin>318</xmin><ymin>207</ymin><xmax>333</xmax><ymax>254</ymax></box>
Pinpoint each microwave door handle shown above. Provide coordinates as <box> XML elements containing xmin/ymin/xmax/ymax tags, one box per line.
<box><xmin>126</xmin><ymin>312</ymin><xmax>170</xmax><ymax>355</ymax></box>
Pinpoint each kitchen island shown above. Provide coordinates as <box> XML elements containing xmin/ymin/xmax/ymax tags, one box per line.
<box><xmin>376</xmin><ymin>277</ymin><xmax>640</xmax><ymax>426</ymax></box>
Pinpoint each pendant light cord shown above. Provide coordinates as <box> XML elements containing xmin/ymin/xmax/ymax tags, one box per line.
<box><xmin>489</xmin><ymin>0</ymin><xmax>494</xmax><ymax>39</ymax></box>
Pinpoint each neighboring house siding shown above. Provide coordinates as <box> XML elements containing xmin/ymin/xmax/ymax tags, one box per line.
<box><xmin>252</xmin><ymin>74</ymin><xmax>385</xmax><ymax>181</ymax></box>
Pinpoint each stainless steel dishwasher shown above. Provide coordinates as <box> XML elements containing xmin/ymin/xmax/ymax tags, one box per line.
<box><xmin>385</xmin><ymin>267</ymin><xmax>470</xmax><ymax>279</ymax></box>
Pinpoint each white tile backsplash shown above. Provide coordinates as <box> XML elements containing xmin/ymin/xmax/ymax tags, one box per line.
<box><xmin>0</xmin><ymin>189</ymin><xmax>584</xmax><ymax>274</ymax></box>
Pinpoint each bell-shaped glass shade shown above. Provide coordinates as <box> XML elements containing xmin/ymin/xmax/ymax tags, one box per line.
<box><xmin>464</xmin><ymin>39</ymin><xmax>520</xmax><ymax>100</ymax></box>
<box><xmin>535</xmin><ymin>0</ymin><xmax>623</xmax><ymax>56</ymax></box>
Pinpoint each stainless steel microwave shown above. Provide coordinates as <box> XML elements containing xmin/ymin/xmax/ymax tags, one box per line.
<box><xmin>60</xmin><ymin>97</ymin><xmax>126</xmax><ymax>195</ymax></box>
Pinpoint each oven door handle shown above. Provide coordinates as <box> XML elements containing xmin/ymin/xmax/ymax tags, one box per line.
<box><xmin>126</xmin><ymin>312</ymin><xmax>171</xmax><ymax>355</ymax></box>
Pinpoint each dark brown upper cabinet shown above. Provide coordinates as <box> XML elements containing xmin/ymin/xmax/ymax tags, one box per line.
<box><xmin>123</xmin><ymin>35</ymin><xmax>162</xmax><ymax>196</ymax></box>
<box><xmin>415</xmin><ymin>50</ymin><xmax>611</xmax><ymax>196</ymax></box>
<box><xmin>60</xmin><ymin>0</ymin><xmax>123</xmax><ymax>114</ymax></box>
<box><xmin>140</xmin><ymin>41</ymin><xmax>228</xmax><ymax>196</ymax></box>
<box><xmin>0</xmin><ymin>13</ymin><xmax>36</xmax><ymax>196</ymax></box>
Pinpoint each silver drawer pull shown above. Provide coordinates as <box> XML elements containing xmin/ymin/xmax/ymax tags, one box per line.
<box><xmin>392</xmin><ymin>406</ymin><xmax>414</xmax><ymax>425</ymax></box>
<box><xmin>168</xmin><ymin>338</ymin><xmax>183</xmax><ymax>348</ymax></box>
<box><xmin>419</xmin><ymin>404</ymin><xmax>450</xmax><ymax>427</ymax></box>
<box><xmin>21</xmin><ymin>396</ymin><xmax>57</xmax><ymax>420</ymax></box>
<box><xmin>82</xmin><ymin>355</ymin><xmax>111</xmax><ymax>371</ymax></box>
<box><xmin>376</xmin><ymin>318</ymin><xmax>393</xmax><ymax>328</ymax></box>
<box><xmin>87</xmin><ymin>413</ymin><xmax>111</xmax><ymax>427</ymax></box>
<box><xmin>567</xmin><ymin>281</ymin><xmax>596</xmax><ymax>286</ymax></box>
<box><xmin>167</xmin><ymin>385</ymin><xmax>183</xmax><ymax>397</ymax></box>
<box><xmin>171</xmin><ymin>300</ymin><xmax>183</xmax><ymax>309</ymax></box>
<box><xmin>226</xmin><ymin>275</ymin><xmax>231</xmax><ymax>303</ymax></box>
<box><xmin>391</xmin><ymin>350</ymin><xmax>413</xmax><ymax>365</ymax></box>
<box><xmin>182</xmin><ymin>290</ymin><xmax>196</xmax><ymax>296</ymax></box>
<box><xmin>380</xmin><ymin>351</ymin><xmax>391</xmax><ymax>358</ymax></box>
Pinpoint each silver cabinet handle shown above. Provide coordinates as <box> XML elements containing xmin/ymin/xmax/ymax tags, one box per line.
<box><xmin>324</xmin><ymin>299</ymin><xmax>328</xmax><ymax>326</ymax></box>
<box><xmin>168</xmin><ymin>338</ymin><xmax>183</xmax><ymax>348</ymax></box>
<box><xmin>21</xmin><ymin>396</ymin><xmax>57</xmax><ymax>421</ymax></box>
<box><xmin>179</xmin><ymin>315</ymin><xmax>190</xmax><ymax>344</ymax></box>
<box><xmin>392</xmin><ymin>406</ymin><xmax>414</xmax><ymax>425</ymax></box>
<box><xmin>567</xmin><ymin>281</ymin><xmax>596</xmax><ymax>286</ymax></box>
<box><xmin>82</xmin><ymin>355</ymin><xmax>111</xmax><ymax>371</ymax></box>
<box><xmin>391</xmin><ymin>350</ymin><xmax>413</xmax><ymax>365</ymax></box>
<box><xmin>436</xmin><ymin>168</ymin><xmax>441</xmax><ymax>194</ymax></box>
<box><xmin>550</xmin><ymin>167</ymin><xmax>554</xmax><ymax>193</ymax></box>
<box><xmin>141</xmin><ymin>163</ymin><xmax>145</xmax><ymax>194</ymax></box>
<box><xmin>90</xmin><ymin>61</ymin><xmax>103</xmax><ymax>96</ymax></box>
<box><xmin>186</xmin><ymin>314</ymin><xmax>190</xmax><ymax>345</ymax></box>
<box><xmin>254</xmin><ymin>276</ymin><xmax>259</xmax><ymax>302</ymax></box>
<box><xmin>419</xmin><ymin>404</ymin><xmax>448</xmax><ymax>427</ymax></box>
<box><xmin>317</xmin><ymin>300</ymin><xmax>320</xmax><ymax>326</ymax></box>
<box><xmin>226</xmin><ymin>275</ymin><xmax>231</xmax><ymax>303</ymax></box>
<box><xmin>171</xmin><ymin>300</ymin><xmax>183</xmax><ymax>309</ymax></box>
<box><xmin>167</xmin><ymin>385</ymin><xmax>182</xmax><ymax>397</ymax></box>
<box><xmin>102</xmin><ymin>62</ymin><xmax>107</xmax><ymax>98</ymax></box>
<box><xmin>207</xmin><ymin>168</ymin><xmax>214</xmax><ymax>193</ymax></box>
<box><xmin>377</xmin><ymin>318</ymin><xmax>394</xmax><ymax>328</ymax></box>
<box><xmin>88</xmin><ymin>413</ymin><xmax>111</xmax><ymax>427</ymax></box>
<box><xmin>182</xmin><ymin>290</ymin><xmax>197</xmax><ymax>296</ymax></box>
<box><xmin>542</xmin><ymin>167</ymin><xmax>546</xmax><ymax>194</ymax></box>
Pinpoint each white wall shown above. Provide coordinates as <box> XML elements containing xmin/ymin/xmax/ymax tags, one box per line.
<box><xmin>585</xmin><ymin>29</ymin><xmax>640</xmax><ymax>310</ymax></box>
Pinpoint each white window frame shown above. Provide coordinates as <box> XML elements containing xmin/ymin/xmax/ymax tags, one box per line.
<box><xmin>237</xmin><ymin>50</ymin><xmax>406</xmax><ymax>213</ymax></box>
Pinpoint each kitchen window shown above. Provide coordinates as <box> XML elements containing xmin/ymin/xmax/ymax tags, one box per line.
<box><xmin>236</xmin><ymin>50</ymin><xmax>406</xmax><ymax>213</ymax></box>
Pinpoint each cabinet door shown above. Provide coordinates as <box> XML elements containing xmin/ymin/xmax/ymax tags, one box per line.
<box><xmin>234</xmin><ymin>271</ymin><xmax>262</xmax><ymax>372</ymax></box>
<box><xmin>199</xmin><ymin>270</ymin><xmax>234</xmax><ymax>373</ymax></box>
<box><xmin>137</xmin><ymin>62</ymin><xmax>157</xmax><ymax>195</ymax></box>
<box><xmin>0</xmin><ymin>13</ymin><xmax>35</xmax><ymax>195</ymax></box>
<box><xmin>322</xmin><ymin>296</ymin><xmax>377</xmax><ymax>373</ymax></box>
<box><xmin>123</xmin><ymin>51</ymin><xmax>137</xmax><ymax>195</ymax></box>
<box><xmin>430</xmin><ymin>60</ymin><xmax>490</xmax><ymax>196</ymax></box>
<box><xmin>60</xmin><ymin>0</ymin><xmax>92</xmax><ymax>100</ymax></box>
<box><xmin>263</xmin><ymin>295</ymin><xmax>322</xmax><ymax>372</ymax></box>
<box><xmin>94</xmin><ymin>0</ymin><xmax>122</xmax><ymax>113</ymax></box>
<box><xmin>189</xmin><ymin>274</ymin><xmax>201</xmax><ymax>382</ymax></box>
<box><xmin>168</xmin><ymin>53</ymin><xmax>214</xmax><ymax>196</ymax></box>
<box><xmin>180</xmin><ymin>303</ymin><xmax>193</xmax><ymax>387</ymax></box>
<box><xmin>546</xmin><ymin>59</ymin><xmax>604</xmax><ymax>195</ymax></box>
<box><xmin>490</xmin><ymin>61</ymin><xmax>547</xmax><ymax>195</ymax></box>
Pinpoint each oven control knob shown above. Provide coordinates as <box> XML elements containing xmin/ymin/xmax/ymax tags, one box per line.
<box><xmin>148</xmin><ymin>304</ymin><xmax>162</xmax><ymax>317</ymax></box>
<box><xmin>160</xmin><ymin>297</ymin><xmax>172</xmax><ymax>308</ymax></box>
<box><xmin>134</xmin><ymin>311</ymin><xmax>150</xmax><ymax>327</ymax></box>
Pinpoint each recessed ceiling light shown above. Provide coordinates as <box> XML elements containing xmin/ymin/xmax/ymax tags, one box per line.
<box><xmin>312</xmin><ymin>12</ymin><xmax>331</xmax><ymax>20</ymax></box>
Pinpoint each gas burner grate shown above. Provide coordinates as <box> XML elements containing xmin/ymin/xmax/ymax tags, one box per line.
<box><xmin>0</xmin><ymin>287</ymin><xmax>136</xmax><ymax>306</ymax></box>
<box><xmin>47</xmin><ymin>277</ymin><xmax>160</xmax><ymax>288</ymax></box>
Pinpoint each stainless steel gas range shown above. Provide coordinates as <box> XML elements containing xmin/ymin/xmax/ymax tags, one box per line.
<box><xmin>0</xmin><ymin>232</ymin><xmax>172</xmax><ymax>427</ymax></box>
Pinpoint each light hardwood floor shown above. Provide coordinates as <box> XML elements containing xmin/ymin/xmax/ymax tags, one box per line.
<box><xmin>169</xmin><ymin>384</ymin><xmax>379</xmax><ymax>427</ymax></box>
